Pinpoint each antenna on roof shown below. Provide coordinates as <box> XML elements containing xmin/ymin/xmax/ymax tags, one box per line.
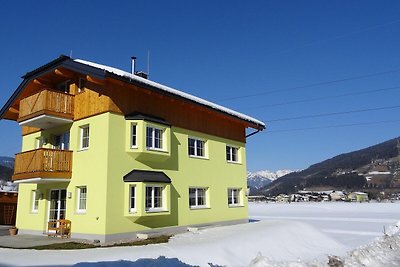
<box><xmin>147</xmin><ymin>50</ymin><xmax>151</xmax><ymax>78</ymax></box>
<box><xmin>69</xmin><ymin>50</ymin><xmax>73</xmax><ymax>58</ymax></box>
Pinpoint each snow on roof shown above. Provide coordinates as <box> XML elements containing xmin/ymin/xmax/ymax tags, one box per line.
<box><xmin>74</xmin><ymin>59</ymin><xmax>265</xmax><ymax>128</ymax></box>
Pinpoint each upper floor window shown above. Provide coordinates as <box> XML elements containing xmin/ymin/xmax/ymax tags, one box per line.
<box><xmin>35</xmin><ymin>137</ymin><xmax>43</xmax><ymax>149</ymax></box>
<box><xmin>146</xmin><ymin>126</ymin><xmax>163</xmax><ymax>150</ymax></box>
<box><xmin>77</xmin><ymin>186</ymin><xmax>87</xmax><ymax>212</ymax></box>
<box><xmin>78</xmin><ymin>78</ymin><xmax>86</xmax><ymax>93</ymax></box>
<box><xmin>188</xmin><ymin>138</ymin><xmax>206</xmax><ymax>158</ymax></box>
<box><xmin>228</xmin><ymin>188</ymin><xmax>241</xmax><ymax>206</ymax></box>
<box><xmin>80</xmin><ymin>125</ymin><xmax>90</xmax><ymax>150</ymax></box>
<box><xmin>145</xmin><ymin>186</ymin><xmax>164</xmax><ymax>211</ymax></box>
<box><xmin>131</xmin><ymin>123</ymin><xmax>137</xmax><ymax>148</ymax></box>
<box><xmin>57</xmin><ymin>81</ymin><xmax>69</xmax><ymax>93</ymax></box>
<box><xmin>226</xmin><ymin>145</ymin><xmax>239</xmax><ymax>163</ymax></box>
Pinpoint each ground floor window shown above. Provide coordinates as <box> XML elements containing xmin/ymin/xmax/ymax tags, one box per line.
<box><xmin>31</xmin><ymin>190</ymin><xmax>39</xmax><ymax>212</ymax></box>
<box><xmin>228</xmin><ymin>188</ymin><xmax>241</xmax><ymax>206</ymax></box>
<box><xmin>189</xmin><ymin>187</ymin><xmax>207</xmax><ymax>208</ymax></box>
<box><xmin>77</xmin><ymin>186</ymin><xmax>87</xmax><ymax>212</ymax></box>
<box><xmin>130</xmin><ymin>185</ymin><xmax>136</xmax><ymax>212</ymax></box>
<box><xmin>145</xmin><ymin>186</ymin><xmax>163</xmax><ymax>211</ymax></box>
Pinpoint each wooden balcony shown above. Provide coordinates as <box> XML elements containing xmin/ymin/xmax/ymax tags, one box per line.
<box><xmin>13</xmin><ymin>148</ymin><xmax>72</xmax><ymax>183</ymax></box>
<box><xmin>17</xmin><ymin>89</ymin><xmax>74</xmax><ymax>129</ymax></box>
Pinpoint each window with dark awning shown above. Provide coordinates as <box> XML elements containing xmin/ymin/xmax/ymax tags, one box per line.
<box><xmin>123</xmin><ymin>170</ymin><xmax>171</xmax><ymax>183</ymax></box>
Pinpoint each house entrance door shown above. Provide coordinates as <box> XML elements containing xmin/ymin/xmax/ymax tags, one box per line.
<box><xmin>48</xmin><ymin>189</ymin><xmax>67</xmax><ymax>223</ymax></box>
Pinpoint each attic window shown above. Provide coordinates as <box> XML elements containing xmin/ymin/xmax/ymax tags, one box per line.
<box><xmin>78</xmin><ymin>78</ymin><xmax>86</xmax><ymax>93</ymax></box>
<box><xmin>57</xmin><ymin>81</ymin><xmax>69</xmax><ymax>93</ymax></box>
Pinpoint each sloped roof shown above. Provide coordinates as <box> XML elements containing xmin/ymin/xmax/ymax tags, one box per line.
<box><xmin>0</xmin><ymin>55</ymin><xmax>265</xmax><ymax>129</ymax></box>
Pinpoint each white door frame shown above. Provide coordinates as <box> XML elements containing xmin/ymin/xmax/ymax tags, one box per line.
<box><xmin>47</xmin><ymin>188</ymin><xmax>67</xmax><ymax>224</ymax></box>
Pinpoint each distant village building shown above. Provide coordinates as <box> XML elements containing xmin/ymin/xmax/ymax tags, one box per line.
<box><xmin>347</xmin><ymin>192</ymin><xmax>369</xmax><ymax>202</ymax></box>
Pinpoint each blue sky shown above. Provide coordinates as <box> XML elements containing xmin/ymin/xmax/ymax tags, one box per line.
<box><xmin>0</xmin><ymin>1</ymin><xmax>400</xmax><ymax>172</ymax></box>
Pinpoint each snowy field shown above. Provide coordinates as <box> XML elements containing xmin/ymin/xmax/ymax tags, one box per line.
<box><xmin>0</xmin><ymin>202</ymin><xmax>398</xmax><ymax>267</ymax></box>
<box><xmin>249</xmin><ymin>201</ymin><xmax>400</xmax><ymax>248</ymax></box>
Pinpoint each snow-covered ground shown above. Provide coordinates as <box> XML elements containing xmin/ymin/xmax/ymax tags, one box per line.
<box><xmin>250</xmin><ymin>201</ymin><xmax>400</xmax><ymax>248</ymax></box>
<box><xmin>0</xmin><ymin>202</ymin><xmax>398</xmax><ymax>267</ymax></box>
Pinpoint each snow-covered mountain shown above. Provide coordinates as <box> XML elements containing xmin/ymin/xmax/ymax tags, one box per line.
<box><xmin>247</xmin><ymin>170</ymin><xmax>294</xmax><ymax>189</ymax></box>
<box><xmin>0</xmin><ymin>156</ymin><xmax>14</xmax><ymax>169</ymax></box>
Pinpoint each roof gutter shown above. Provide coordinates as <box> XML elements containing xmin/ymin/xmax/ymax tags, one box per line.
<box><xmin>246</xmin><ymin>129</ymin><xmax>262</xmax><ymax>138</ymax></box>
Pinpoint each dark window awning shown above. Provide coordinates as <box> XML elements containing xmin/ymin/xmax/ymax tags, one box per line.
<box><xmin>125</xmin><ymin>112</ymin><xmax>170</xmax><ymax>126</ymax></box>
<box><xmin>123</xmin><ymin>170</ymin><xmax>171</xmax><ymax>183</ymax></box>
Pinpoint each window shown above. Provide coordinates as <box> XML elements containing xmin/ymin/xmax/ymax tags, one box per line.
<box><xmin>188</xmin><ymin>138</ymin><xmax>206</xmax><ymax>158</ymax></box>
<box><xmin>226</xmin><ymin>146</ymin><xmax>239</xmax><ymax>162</ymax></box>
<box><xmin>57</xmin><ymin>81</ymin><xmax>69</xmax><ymax>93</ymax></box>
<box><xmin>146</xmin><ymin>126</ymin><xmax>163</xmax><ymax>150</ymax></box>
<box><xmin>80</xmin><ymin>125</ymin><xmax>90</xmax><ymax>150</ymax></box>
<box><xmin>35</xmin><ymin>137</ymin><xmax>43</xmax><ymax>149</ymax></box>
<box><xmin>77</xmin><ymin>187</ymin><xmax>87</xmax><ymax>212</ymax></box>
<box><xmin>131</xmin><ymin>123</ymin><xmax>137</xmax><ymax>148</ymax></box>
<box><xmin>78</xmin><ymin>78</ymin><xmax>85</xmax><ymax>93</ymax></box>
<box><xmin>31</xmin><ymin>190</ymin><xmax>39</xmax><ymax>212</ymax></box>
<box><xmin>228</xmin><ymin>188</ymin><xmax>241</xmax><ymax>206</ymax></box>
<box><xmin>129</xmin><ymin>186</ymin><xmax>136</xmax><ymax>212</ymax></box>
<box><xmin>189</xmin><ymin>188</ymin><xmax>207</xmax><ymax>208</ymax></box>
<box><xmin>145</xmin><ymin>186</ymin><xmax>164</xmax><ymax>211</ymax></box>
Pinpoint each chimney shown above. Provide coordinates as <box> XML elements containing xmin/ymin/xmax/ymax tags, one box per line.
<box><xmin>131</xmin><ymin>56</ymin><xmax>136</xmax><ymax>75</ymax></box>
<box><xmin>130</xmin><ymin>56</ymin><xmax>148</xmax><ymax>79</ymax></box>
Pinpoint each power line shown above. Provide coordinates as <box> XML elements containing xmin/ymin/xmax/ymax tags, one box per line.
<box><xmin>243</xmin><ymin>85</ymin><xmax>400</xmax><ymax>110</ymax></box>
<box><xmin>266</xmin><ymin>18</ymin><xmax>400</xmax><ymax>57</ymax></box>
<box><xmin>217</xmin><ymin>68</ymin><xmax>400</xmax><ymax>102</ymax></box>
<box><xmin>266</xmin><ymin>105</ymin><xmax>400</xmax><ymax>122</ymax></box>
<box><xmin>263</xmin><ymin>119</ymin><xmax>400</xmax><ymax>134</ymax></box>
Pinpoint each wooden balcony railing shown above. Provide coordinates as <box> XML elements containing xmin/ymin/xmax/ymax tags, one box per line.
<box><xmin>13</xmin><ymin>148</ymin><xmax>73</xmax><ymax>181</ymax></box>
<box><xmin>18</xmin><ymin>89</ymin><xmax>74</xmax><ymax>122</ymax></box>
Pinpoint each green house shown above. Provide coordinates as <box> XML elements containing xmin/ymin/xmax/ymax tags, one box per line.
<box><xmin>0</xmin><ymin>56</ymin><xmax>265</xmax><ymax>242</ymax></box>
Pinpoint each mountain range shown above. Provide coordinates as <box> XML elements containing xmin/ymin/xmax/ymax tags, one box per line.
<box><xmin>247</xmin><ymin>170</ymin><xmax>294</xmax><ymax>193</ymax></box>
<box><xmin>260</xmin><ymin>137</ymin><xmax>400</xmax><ymax>196</ymax></box>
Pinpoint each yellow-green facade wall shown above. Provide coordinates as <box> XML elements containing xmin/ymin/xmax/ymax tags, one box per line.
<box><xmin>16</xmin><ymin>112</ymin><xmax>248</xmax><ymax>240</ymax></box>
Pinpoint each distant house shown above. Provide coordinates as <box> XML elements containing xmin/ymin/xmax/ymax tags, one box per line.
<box><xmin>0</xmin><ymin>56</ymin><xmax>265</xmax><ymax>242</ymax></box>
<box><xmin>329</xmin><ymin>191</ymin><xmax>345</xmax><ymax>201</ymax></box>
<box><xmin>348</xmin><ymin>192</ymin><xmax>368</xmax><ymax>202</ymax></box>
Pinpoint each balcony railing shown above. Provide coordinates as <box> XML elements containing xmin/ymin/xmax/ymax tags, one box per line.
<box><xmin>18</xmin><ymin>89</ymin><xmax>74</xmax><ymax>125</ymax></box>
<box><xmin>13</xmin><ymin>148</ymin><xmax>73</xmax><ymax>182</ymax></box>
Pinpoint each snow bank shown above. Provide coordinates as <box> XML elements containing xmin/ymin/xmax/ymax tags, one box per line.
<box><xmin>0</xmin><ymin>220</ymin><xmax>346</xmax><ymax>267</ymax></box>
<box><xmin>247</xmin><ymin>221</ymin><xmax>400</xmax><ymax>267</ymax></box>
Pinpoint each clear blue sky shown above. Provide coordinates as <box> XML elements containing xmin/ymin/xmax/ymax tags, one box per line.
<box><xmin>0</xmin><ymin>1</ymin><xmax>399</xmax><ymax>172</ymax></box>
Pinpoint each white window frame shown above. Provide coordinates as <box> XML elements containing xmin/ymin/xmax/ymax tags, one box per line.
<box><xmin>189</xmin><ymin>187</ymin><xmax>208</xmax><ymax>209</ymax></box>
<box><xmin>145</xmin><ymin>185</ymin><xmax>164</xmax><ymax>212</ymax></box>
<box><xmin>31</xmin><ymin>190</ymin><xmax>39</xmax><ymax>213</ymax></box>
<box><xmin>188</xmin><ymin>137</ymin><xmax>207</xmax><ymax>158</ymax></box>
<box><xmin>226</xmin><ymin>145</ymin><xmax>239</xmax><ymax>163</ymax></box>
<box><xmin>76</xmin><ymin>186</ymin><xmax>87</xmax><ymax>213</ymax></box>
<box><xmin>35</xmin><ymin>137</ymin><xmax>44</xmax><ymax>149</ymax></box>
<box><xmin>146</xmin><ymin>126</ymin><xmax>164</xmax><ymax>151</ymax></box>
<box><xmin>80</xmin><ymin>125</ymin><xmax>90</xmax><ymax>150</ymax></box>
<box><xmin>131</xmin><ymin>123</ymin><xmax>137</xmax><ymax>148</ymax></box>
<box><xmin>78</xmin><ymin>78</ymin><xmax>85</xmax><ymax>93</ymax></box>
<box><xmin>129</xmin><ymin>185</ymin><xmax>136</xmax><ymax>213</ymax></box>
<box><xmin>228</xmin><ymin>188</ymin><xmax>242</xmax><ymax>206</ymax></box>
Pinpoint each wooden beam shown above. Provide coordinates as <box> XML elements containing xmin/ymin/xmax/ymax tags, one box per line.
<box><xmin>9</xmin><ymin>107</ymin><xmax>19</xmax><ymax>113</ymax></box>
<box><xmin>54</xmin><ymin>68</ymin><xmax>75</xmax><ymax>78</ymax></box>
<box><xmin>86</xmin><ymin>75</ymin><xmax>104</xmax><ymax>85</ymax></box>
<box><xmin>33</xmin><ymin>79</ymin><xmax>50</xmax><ymax>86</ymax></box>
